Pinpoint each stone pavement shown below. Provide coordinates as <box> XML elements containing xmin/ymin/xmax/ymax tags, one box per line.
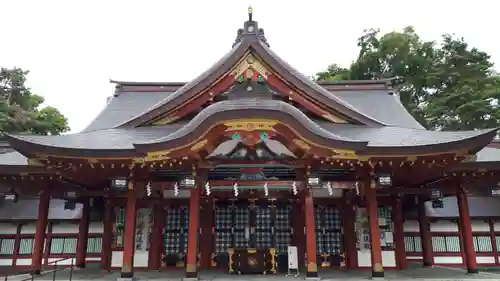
<box><xmin>3</xmin><ymin>266</ymin><xmax>500</xmax><ymax>281</ymax></box>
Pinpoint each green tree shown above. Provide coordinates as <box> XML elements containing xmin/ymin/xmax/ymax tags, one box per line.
<box><xmin>315</xmin><ymin>27</ymin><xmax>500</xmax><ymax>131</ymax></box>
<box><xmin>425</xmin><ymin>35</ymin><xmax>500</xmax><ymax>130</ymax></box>
<box><xmin>314</xmin><ymin>64</ymin><xmax>351</xmax><ymax>82</ymax></box>
<box><xmin>0</xmin><ymin>67</ymin><xmax>70</xmax><ymax>136</ymax></box>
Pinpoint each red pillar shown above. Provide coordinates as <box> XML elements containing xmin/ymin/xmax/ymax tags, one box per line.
<box><xmin>418</xmin><ymin>196</ymin><xmax>433</xmax><ymax>266</ymax></box>
<box><xmin>32</xmin><ymin>187</ymin><xmax>50</xmax><ymax>274</ymax></box>
<box><xmin>76</xmin><ymin>198</ymin><xmax>91</xmax><ymax>268</ymax></box>
<box><xmin>149</xmin><ymin>201</ymin><xmax>165</xmax><ymax>270</ymax></box>
<box><xmin>121</xmin><ymin>184</ymin><xmax>137</xmax><ymax>279</ymax></box>
<box><xmin>304</xmin><ymin>188</ymin><xmax>318</xmax><ymax>278</ymax></box>
<box><xmin>457</xmin><ymin>186</ymin><xmax>478</xmax><ymax>274</ymax></box>
<box><xmin>185</xmin><ymin>184</ymin><xmax>201</xmax><ymax>278</ymax></box>
<box><xmin>366</xmin><ymin>179</ymin><xmax>384</xmax><ymax>278</ymax></box>
<box><xmin>200</xmin><ymin>196</ymin><xmax>214</xmax><ymax>269</ymax></box>
<box><xmin>393</xmin><ymin>196</ymin><xmax>407</xmax><ymax>270</ymax></box>
<box><xmin>343</xmin><ymin>192</ymin><xmax>358</xmax><ymax>269</ymax></box>
<box><xmin>101</xmin><ymin>199</ymin><xmax>113</xmax><ymax>271</ymax></box>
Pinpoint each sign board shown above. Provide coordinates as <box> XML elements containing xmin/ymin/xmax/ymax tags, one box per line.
<box><xmin>287</xmin><ymin>246</ymin><xmax>298</xmax><ymax>269</ymax></box>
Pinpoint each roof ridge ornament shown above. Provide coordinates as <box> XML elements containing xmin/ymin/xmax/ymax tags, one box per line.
<box><xmin>248</xmin><ymin>6</ymin><xmax>253</xmax><ymax>22</ymax></box>
<box><xmin>232</xmin><ymin>6</ymin><xmax>270</xmax><ymax>48</ymax></box>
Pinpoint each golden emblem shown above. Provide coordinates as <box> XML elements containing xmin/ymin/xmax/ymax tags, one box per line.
<box><xmin>246</xmin><ymin>55</ymin><xmax>256</xmax><ymax>64</ymax></box>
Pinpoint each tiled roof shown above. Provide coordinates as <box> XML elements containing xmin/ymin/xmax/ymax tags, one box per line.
<box><xmin>4</xmin><ymin>99</ymin><xmax>495</xmax><ymax>156</ymax></box>
<box><xmin>8</xmin><ymin>124</ymin><xmax>185</xmax><ymax>150</ymax></box>
<box><xmin>316</xmin><ymin>123</ymin><xmax>496</xmax><ymax>147</ymax></box>
<box><xmin>83</xmin><ymin>91</ymin><xmax>175</xmax><ymax>132</ymax></box>
<box><xmin>330</xmin><ymin>90</ymin><xmax>424</xmax><ymax>130</ymax></box>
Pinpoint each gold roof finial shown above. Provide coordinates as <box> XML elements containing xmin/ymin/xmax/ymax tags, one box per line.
<box><xmin>248</xmin><ymin>6</ymin><xmax>253</xmax><ymax>22</ymax></box>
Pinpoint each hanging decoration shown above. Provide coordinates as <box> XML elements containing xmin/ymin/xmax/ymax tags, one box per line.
<box><xmin>355</xmin><ymin>181</ymin><xmax>360</xmax><ymax>196</ymax></box>
<box><xmin>233</xmin><ymin>182</ymin><xmax>239</xmax><ymax>197</ymax></box>
<box><xmin>173</xmin><ymin>182</ymin><xmax>179</xmax><ymax>196</ymax></box>
<box><xmin>146</xmin><ymin>182</ymin><xmax>152</xmax><ymax>197</ymax></box>
<box><xmin>292</xmin><ymin>181</ymin><xmax>298</xmax><ymax>196</ymax></box>
<box><xmin>264</xmin><ymin>182</ymin><xmax>269</xmax><ymax>197</ymax></box>
<box><xmin>205</xmin><ymin>181</ymin><xmax>211</xmax><ymax>195</ymax></box>
<box><xmin>326</xmin><ymin>181</ymin><xmax>333</xmax><ymax>196</ymax></box>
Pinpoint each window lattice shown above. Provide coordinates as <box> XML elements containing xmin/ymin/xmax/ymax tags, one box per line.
<box><xmin>163</xmin><ymin>207</ymin><xmax>190</xmax><ymax>255</ymax></box>
<box><xmin>255</xmin><ymin>231</ymin><xmax>272</xmax><ymax>248</ymax></box>
<box><xmin>234</xmin><ymin>208</ymin><xmax>249</xmax><ymax>229</ymax></box>
<box><xmin>215</xmin><ymin>207</ymin><xmax>232</xmax><ymax>229</ymax></box>
<box><xmin>432</xmin><ymin>236</ymin><xmax>460</xmax><ymax>253</ymax></box>
<box><xmin>275</xmin><ymin>206</ymin><xmax>290</xmax><ymax>230</ymax></box>
<box><xmin>87</xmin><ymin>237</ymin><xmax>102</xmax><ymax>253</ymax></box>
<box><xmin>445</xmin><ymin>236</ymin><xmax>461</xmax><ymax>252</ymax></box>
<box><xmin>0</xmin><ymin>238</ymin><xmax>15</xmax><ymax>255</ymax></box>
<box><xmin>473</xmin><ymin>236</ymin><xmax>493</xmax><ymax>253</ymax></box>
<box><xmin>323</xmin><ymin>208</ymin><xmax>342</xmax><ymax>230</ymax></box>
<box><xmin>50</xmin><ymin>237</ymin><xmax>77</xmax><ymax>254</ymax></box>
<box><xmin>496</xmin><ymin>236</ymin><xmax>500</xmax><ymax>252</ymax></box>
<box><xmin>19</xmin><ymin>238</ymin><xmax>34</xmax><ymax>255</ymax></box>
<box><xmin>255</xmin><ymin>207</ymin><xmax>272</xmax><ymax>230</ymax></box>
<box><xmin>315</xmin><ymin>206</ymin><xmax>343</xmax><ymax>254</ymax></box>
<box><xmin>215</xmin><ymin>232</ymin><xmax>232</xmax><ymax>254</ymax></box>
<box><xmin>404</xmin><ymin>236</ymin><xmax>422</xmax><ymax>252</ymax></box>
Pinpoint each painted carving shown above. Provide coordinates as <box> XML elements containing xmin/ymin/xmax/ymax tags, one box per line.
<box><xmin>331</xmin><ymin>149</ymin><xmax>358</xmax><ymax>159</ymax></box>
<box><xmin>224</xmin><ymin>120</ymin><xmax>277</xmax><ymax>132</ymax></box>
<box><xmin>232</xmin><ymin>53</ymin><xmax>271</xmax><ymax>80</ymax></box>
<box><xmin>145</xmin><ymin>150</ymin><xmax>171</xmax><ymax>162</ymax></box>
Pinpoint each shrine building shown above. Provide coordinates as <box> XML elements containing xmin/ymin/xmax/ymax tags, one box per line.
<box><xmin>3</xmin><ymin>8</ymin><xmax>500</xmax><ymax>280</ymax></box>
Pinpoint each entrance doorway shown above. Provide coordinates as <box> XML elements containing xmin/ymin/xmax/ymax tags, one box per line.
<box><xmin>213</xmin><ymin>199</ymin><xmax>293</xmax><ymax>272</ymax></box>
<box><xmin>314</xmin><ymin>205</ymin><xmax>344</xmax><ymax>268</ymax></box>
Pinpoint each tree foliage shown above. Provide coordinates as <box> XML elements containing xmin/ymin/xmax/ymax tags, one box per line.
<box><xmin>315</xmin><ymin>27</ymin><xmax>500</xmax><ymax>130</ymax></box>
<box><xmin>0</xmin><ymin>67</ymin><xmax>70</xmax><ymax>136</ymax></box>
